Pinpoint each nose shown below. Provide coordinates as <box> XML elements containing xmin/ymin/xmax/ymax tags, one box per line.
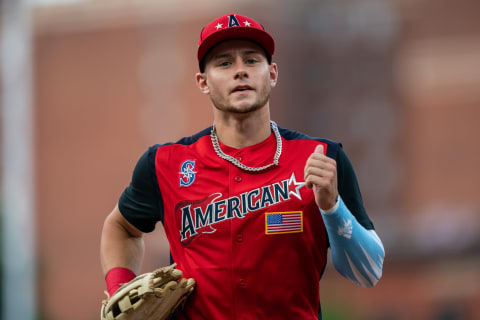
<box><xmin>235</xmin><ymin>70</ymin><xmax>248</xmax><ymax>79</ymax></box>
<box><xmin>234</xmin><ymin>58</ymin><xmax>248</xmax><ymax>80</ymax></box>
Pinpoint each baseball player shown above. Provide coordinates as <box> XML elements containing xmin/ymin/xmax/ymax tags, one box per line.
<box><xmin>100</xmin><ymin>13</ymin><xmax>385</xmax><ymax>320</ymax></box>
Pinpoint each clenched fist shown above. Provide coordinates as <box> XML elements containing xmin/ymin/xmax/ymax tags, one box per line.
<box><xmin>304</xmin><ymin>144</ymin><xmax>338</xmax><ymax>210</ymax></box>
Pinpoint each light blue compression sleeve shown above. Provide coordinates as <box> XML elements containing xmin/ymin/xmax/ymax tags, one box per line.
<box><xmin>320</xmin><ymin>196</ymin><xmax>385</xmax><ymax>287</ymax></box>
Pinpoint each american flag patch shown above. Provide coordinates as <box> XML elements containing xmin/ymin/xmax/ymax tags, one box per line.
<box><xmin>265</xmin><ymin>211</ymin><xmax>303</xmax><ymax>235</ymax></box>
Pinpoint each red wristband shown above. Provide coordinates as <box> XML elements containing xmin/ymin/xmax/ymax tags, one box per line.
<box><xmin>105</xmin><ymin>267</ymin><xmax>136</xmax><ymax>296</ymax></box>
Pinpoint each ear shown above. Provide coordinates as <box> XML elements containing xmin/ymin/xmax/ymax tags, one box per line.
<box><xmin>195</xmin><ymin>72</ymin><xmax>210</xmax><ymax>94</ymax></box>
<box><xmin>269</xmin><ymin>62</ymin><xmax>278</xmax><ymax>88</ymax></box>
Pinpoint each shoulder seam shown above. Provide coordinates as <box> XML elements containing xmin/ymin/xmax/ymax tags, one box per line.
<box><xmin>278</xmin><ymin>125</ymin><xmax>342</xmax><ymax>159</ymax></box>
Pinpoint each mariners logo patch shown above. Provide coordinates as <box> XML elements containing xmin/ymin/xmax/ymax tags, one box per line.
<box><xmin>265</xmin><ymin>211</ymin><xmax>303</xmax><ymax>235</ymax></box>
<box><xmin>179</xmin><ymin>160</ymin><xmax>197</xmax><ymax>187</ymax></box>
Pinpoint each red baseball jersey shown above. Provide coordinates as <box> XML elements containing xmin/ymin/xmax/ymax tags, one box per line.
<box><xmin>119</xmin><ymin>125</ymin><xmax>373</xmax><ymax>320</ymax></box>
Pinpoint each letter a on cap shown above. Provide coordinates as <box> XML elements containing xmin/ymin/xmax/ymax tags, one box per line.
<box><xmin>228</xmin><ymin>14</ymin><xmax>241</xmax><ymax>27</ymax></box>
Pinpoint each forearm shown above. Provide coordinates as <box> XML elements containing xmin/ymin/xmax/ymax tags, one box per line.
<box><xmin>320</xmin><ymin>196</ymin><xmax>385</xmax><ymax>287</ymax></box>
<box><xmin>100</xmin><ymin>206</ymin><xmax>145</xmax><ymax>275</ymax></box>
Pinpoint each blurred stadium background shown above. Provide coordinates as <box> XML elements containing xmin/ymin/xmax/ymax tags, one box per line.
<box><xmin>1</xmin><ymin>0</ymin><xmax>479</xmax><ymax>319</ymax></box>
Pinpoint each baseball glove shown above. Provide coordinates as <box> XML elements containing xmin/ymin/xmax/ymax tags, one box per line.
<box><xmin>101</xmin><ymin>264</ymin><xmax>195</xmax><ymax>320</ymax></box>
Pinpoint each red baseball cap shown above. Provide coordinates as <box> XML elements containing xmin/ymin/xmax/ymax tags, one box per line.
<box><xmin>197</xmin><ymin>13</ymin><xmax>275</xmax><ymax>71</ymax></box>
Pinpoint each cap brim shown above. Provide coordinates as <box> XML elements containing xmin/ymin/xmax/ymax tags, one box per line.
<box><xmin>197</xmin><ymin>27</ymin><xmax>275</xmax><ymax>65</ymax></box>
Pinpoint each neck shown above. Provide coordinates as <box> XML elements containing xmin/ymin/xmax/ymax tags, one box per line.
<box><xmin>213</xmin><ymin>109</ymin><xmax>271</xmax><ymax>149</ymax></box>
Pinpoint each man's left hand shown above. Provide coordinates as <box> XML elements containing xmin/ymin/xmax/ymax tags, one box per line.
<box><xmin>304</xmin><ymin>144</ymin><xmax>338</xmax><ymax>210</ymax></box>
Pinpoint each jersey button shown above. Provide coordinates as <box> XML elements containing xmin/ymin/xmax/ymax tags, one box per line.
<box><xmin>236</xmin><ymin>156</ymin><xmax>243</xmax><ymax>161</ymax></box>
<box><xmin>234</xmin><ymin>176</ymin><xmax>242</xmax><ymax>182</ymax></box>
<box><xmin>236</xmin><ymin>233</ymin><xmax>243</xmax><ymax>242</ymax></box>
<box><xmin>239</xmin><ymin>278</ymin><xmax>246</xmax><ymax>287</ymax></box>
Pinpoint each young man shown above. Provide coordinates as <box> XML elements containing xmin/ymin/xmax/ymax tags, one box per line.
<box><xmin>101</xmin><ymin>13</ymin><xmax>384</xmax><ymax>320</ymax></box>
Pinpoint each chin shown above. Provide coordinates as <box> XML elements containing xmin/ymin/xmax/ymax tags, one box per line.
<box><xmin>211</xmin><ymin>94</ymin><xmax>269</xmax><ymax>114</ymax></box>
<box><xmin>226</xmin><ymin>104</ymin><xmax>263</xmax><ymax>114</ymax></box>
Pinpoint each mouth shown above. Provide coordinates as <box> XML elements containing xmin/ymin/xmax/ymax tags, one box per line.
<box><xmin>231</xmin><ymin>85</ymin><xmax>253</xmax><ymax>94</ymax></box>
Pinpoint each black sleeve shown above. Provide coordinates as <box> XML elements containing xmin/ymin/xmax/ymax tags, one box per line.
<box><xmin>334</xmin><ymin>145</ymin><xmax>375</xmax><ymax>230</ymax></box>
<box><xmin>118</xmin><ymin>145</ymin><xmax>164</xmax><ymax>233</ymax></box>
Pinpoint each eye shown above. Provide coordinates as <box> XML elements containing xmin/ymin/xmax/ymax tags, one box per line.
<box><xmin>218</xmin><ymin>61</ymin><xmax>231</xmax><ymax>67</ymax></box>
<box><xmin>245</xmin><ymin>58</ymin><xmax>258</xmax><ymax>65</ymax></box>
